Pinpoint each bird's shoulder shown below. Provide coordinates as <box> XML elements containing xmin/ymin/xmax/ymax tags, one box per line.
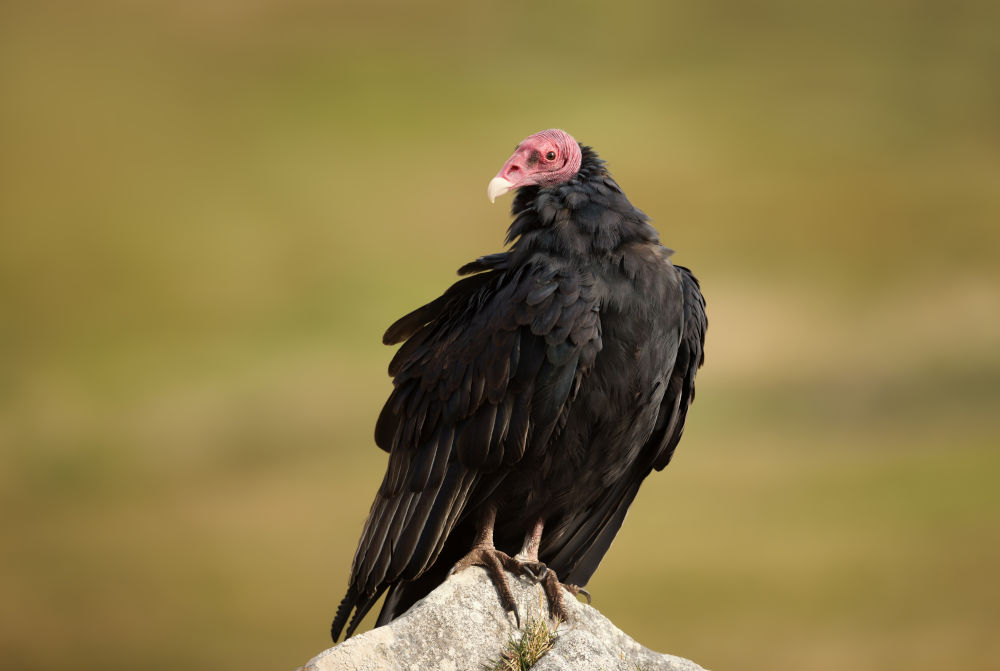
<box><xmin>384</xmin><ymin>252</ymin><xmax>601</xmax><ymax>368</ymax></box>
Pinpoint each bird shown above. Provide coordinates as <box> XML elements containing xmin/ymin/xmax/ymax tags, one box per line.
<box><xmin>330</xmin><ymin>129</ymin><xmax>706</xmax><ymax>642</ymax></box>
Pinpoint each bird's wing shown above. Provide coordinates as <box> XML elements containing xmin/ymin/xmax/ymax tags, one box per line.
<box><xmin>649</xmin><ymin>265</ymin><xmax>707</xmax><ymax>471</ymax></box>
<box><xmin>331</xmin><ymin>255</ymin><xmax>602</xmax><ymax>640</ymax></box>
<box><xmin>550</xmin><ymin>264</ymin><xmax>706</xmax><ymax>586</ymax></box>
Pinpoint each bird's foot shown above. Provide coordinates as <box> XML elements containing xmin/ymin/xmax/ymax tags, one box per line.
<box><xmin>452</xmin><ymin>545</ymin><xmax>525</xmax><ymax>626</ymax></box>
<box><xmin>453</xmin><ymin>547</ymin><xmax>589</xmax><ymax>625</ymax></box>
<box><xmin>512</xmin><ymin>557</ymin><xmax>589</xmax><ymax>622</ymax></box>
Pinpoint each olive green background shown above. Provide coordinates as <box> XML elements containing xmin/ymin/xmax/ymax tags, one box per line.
<box><xmin>2</xmin><ymin>1</ymin><xmax>998</xmax><ymax>670</ymax></box>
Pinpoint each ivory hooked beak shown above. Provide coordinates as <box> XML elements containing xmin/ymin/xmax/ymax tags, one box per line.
<box><xmin>487</xmin><ymin>177</ymin><xmax>515</xmax><ymax>203</ymax></box>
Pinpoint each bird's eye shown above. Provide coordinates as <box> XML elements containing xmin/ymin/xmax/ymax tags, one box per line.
<box><xmin>546</xmin><ymin>151</ymin><xmax>557</xmax><ymax>161</ymax></box>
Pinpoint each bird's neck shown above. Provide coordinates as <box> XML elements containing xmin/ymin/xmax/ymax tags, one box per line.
<box><xmin>505</xmin><ymin>148</ymin><xmax>660</xmax><ymax>263</ymax></box>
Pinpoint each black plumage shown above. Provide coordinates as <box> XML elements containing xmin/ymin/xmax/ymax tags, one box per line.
<box><xmin>331</xmin><ymin>139</ymin><xmax>706</xmax><ymax>641</ymax></box>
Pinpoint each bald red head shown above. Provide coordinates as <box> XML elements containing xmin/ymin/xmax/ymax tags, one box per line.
<box><xmin>487</xmin><ymin>129</ymin><xmax>583</xmax><ymax>202</ymax></box>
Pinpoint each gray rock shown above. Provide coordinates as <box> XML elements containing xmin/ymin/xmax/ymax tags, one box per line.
<box><xmin>299</xmin><ymin>567</ymin><xmax>706</xmax><ymax>671</ymax></box>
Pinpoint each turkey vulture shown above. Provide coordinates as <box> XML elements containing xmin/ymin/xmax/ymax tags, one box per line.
<box><xmin>331</xmin><ymin>129</ymin><xmax>706</xmax><ymax>641</ymax></box>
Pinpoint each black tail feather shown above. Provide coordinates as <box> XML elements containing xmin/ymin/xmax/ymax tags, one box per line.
<box><xmin>346</xmin><ymin>589</ymin><xmax>384</xmax><ymax>639</ymax></box>
<box><xmin>330</xmin><ymin>589</ymin><xmax>356</xmax><ymax>642</ymax></box>
<box><xmin>331</xmin><ymin>585</ymin><xmax>389</xmax><ymax>642</ymax></box>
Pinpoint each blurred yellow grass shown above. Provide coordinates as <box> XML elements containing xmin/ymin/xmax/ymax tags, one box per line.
<box><xmin>1</xmin><ymin>1</ymin><xmax>999</xmax><ymax>670</ymax></box>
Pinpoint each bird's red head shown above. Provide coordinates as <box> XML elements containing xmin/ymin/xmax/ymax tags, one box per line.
<box><xmin>487</xmin><ymin>129</ymin><xmax>583</xmax><ymax>203</ymax></box>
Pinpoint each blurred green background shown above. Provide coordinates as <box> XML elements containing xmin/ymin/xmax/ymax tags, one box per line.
<box><xmin>2</xmin><ymin>1</ymin><xmax>998</xmax><ymax>669</ymax></box>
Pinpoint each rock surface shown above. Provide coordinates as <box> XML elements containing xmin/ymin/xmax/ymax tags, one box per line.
<box><xmin>299</xmin><ymin>567</ymin><xmax>706</xmax><ymax>671</ymax></box>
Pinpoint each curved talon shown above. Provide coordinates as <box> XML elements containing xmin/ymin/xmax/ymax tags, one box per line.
<box><xmin>518</xmin><ymin>561</ymin><xmax>549</xmax><ymax>582</ymax></box>
<box><xmin>565</xmin><ymin>584</ymin><xmax>592</xmax><ymax>604</ymax></box>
